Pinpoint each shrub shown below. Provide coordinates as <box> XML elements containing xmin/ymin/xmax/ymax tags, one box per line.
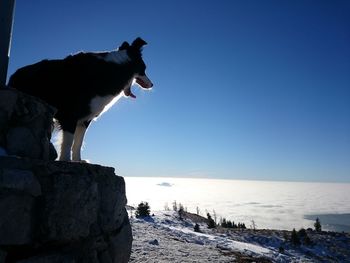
<box><xmin>172</xmin><ymin>200</ymin><xmax>177</xmax><ymax>211</ymax></box>
<box><xmin>238</xmin><ymin>222</ymin><xmax>246</xmax><ymax>229</ymax></box>
<box><xmin>135</xmin><ymin>201</ymin><xmax>151</xmax><ymax>218</ymax></box>
<box><xmin>207</xmin><ymin>213</ymin><xmax>216</xmax><ymax>229</ymax></box>
<box><xmin>298</xmin><ymin>228</ymin><xmax>306</xmax><ymax>237</ymax></box>
<box><xmin>291</xmin><ymin>228</ymin><xmax>301</xmax><ymax>246</ymax></box>
<box><xmin>314</xmin><ymin>218</ymin><xmax>322</xmax><ymax>232</ymax></box>
<box><xmin>194</xmin><ymin>223</ymin><xmax>201</xmax><ymax>233</ymax></box>
<box><xmin>298</xmin><ymin>228</ymin><xmax>312</xmax><ymax>246</ymax></box>
<box><xmin>221</xmin><ymin>218</ymin><xmax>227</xmax><ymax>228</ymax></box>
<box><xmin>304</xmin><ymin>234</ymin><xmax>312</xmax><ymax>246</ymax></box>
<box><xmin>221</xmin><ymin>218</ymin><xmax>245</xmax><ymax>229</ymax></box>
<box><xmin>278</xmin><ymin>246</ymin><xmax>285</xmax><ymax>253</ymax></box>
<box><xmin>178</xmin><ymin>203</ymin><xmax>185</xmax><ymax>220</ymax></box>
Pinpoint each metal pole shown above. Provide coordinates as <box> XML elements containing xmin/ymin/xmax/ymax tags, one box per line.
<box><xmin>0</xmin><ymin>0</ymin><xmax>16</xmax><ymax>87</ymax></box>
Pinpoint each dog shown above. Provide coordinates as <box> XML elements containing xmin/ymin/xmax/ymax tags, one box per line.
<box><xmin>8</xmin><ymin>37</ymin><xmax>153</xmax><ymax>161</ymax></box>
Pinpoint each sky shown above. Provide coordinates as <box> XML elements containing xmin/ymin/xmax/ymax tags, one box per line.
<box><xmin>7</xmin><ymin>0</ymin><xmax>350</xmax><ymax>182</ymax></box>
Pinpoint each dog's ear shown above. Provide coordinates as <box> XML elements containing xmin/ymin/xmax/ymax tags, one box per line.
<box><xmin>131</xmin><ymin>37</ymin><xmax>147</xmax><ymax>50</ymax></box>
<box><xmin>118</xmin><ymin>41</ymin><xmax>130</xmax><ymax>50</ymax></box>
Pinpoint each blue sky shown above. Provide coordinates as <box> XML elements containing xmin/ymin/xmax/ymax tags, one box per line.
<box><xmin>8</xmin><ymin>0</ymin><xmax>350</xmax><ymax>182</ymax></box>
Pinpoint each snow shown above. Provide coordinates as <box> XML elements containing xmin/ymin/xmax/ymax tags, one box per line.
<box><xmin>165</xmin><ymin>224</ymin><xmax>272</xmax><ymax>256</ymax></box>
<box><xmin>129</xmin><ymin>210</ymin><xmax>350</xmax><ymax>262</ymax></box>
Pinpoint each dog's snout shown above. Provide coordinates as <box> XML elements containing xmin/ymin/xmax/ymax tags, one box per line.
<box><xmin>146</xmin><ymin>76</ymin><xmax>153</xmax><ymax>88</ymax></box>
<box><xmin>135</xmin><ymin>75</ymin><xmax>153</xmax><ymax>89</ymax></box>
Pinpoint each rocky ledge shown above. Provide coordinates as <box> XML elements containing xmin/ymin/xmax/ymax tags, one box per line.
<box><xmin>0</xmin><ymin>157</ymin><xmax>132</xmax><ymax>263</ymax></box>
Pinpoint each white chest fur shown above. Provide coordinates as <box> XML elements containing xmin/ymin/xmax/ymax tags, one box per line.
<box><xmin>84</xmin><ymin>94</ymin><xmax>121</xmax><ymax>122</ymax></box>
<box><xmin>79</xmin><ymin>78</ymin><xmax>133</xmax><ymax>124</ymax></box>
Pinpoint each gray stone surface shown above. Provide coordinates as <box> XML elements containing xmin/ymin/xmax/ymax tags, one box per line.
<box><xmin>0</xmin><ymin>157</ymin><xmax>132</xmax><ymax>262</ymax></box>
<box><xmin>0</xmin><ymin>194</ymin><xmax>35</xmax><ymax>245</ymax></box>
<box><xmin>6</xmin><ymin>127</ymin><xmax>41</xmax><ymax>159</ymax></box>
<box><xmin>109</xmin><ymin>216</ymin><xmax>133</xmax><ymax>263</ymax></box>
<box><xmin>0</xmin><ymin>87</ymin><xmax>56</xmax><ymax>160</ymax></box>
<box><xmin>0</xmin><ymin>250</ymin><xmax>7</xmax><ymax>263</ymax></box>
<box><xmin>18</xmin><ymin>255</ymin><xmax>75</xmax><ymax>263</ymax></box>
<box><xmin>0</xmin><ymin>168</ymin><xmax>41</xmax><ymax>196</ymax></box>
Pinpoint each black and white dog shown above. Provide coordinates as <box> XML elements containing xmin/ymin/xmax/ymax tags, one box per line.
<box><xmin>8</xmin><ymin>37</ymin><xmax>153</xmax><ymax>161</ymax></box>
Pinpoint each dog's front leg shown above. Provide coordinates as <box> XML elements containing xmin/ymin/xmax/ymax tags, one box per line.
<box><xmin>72</xmin><ymin>121</ymin><xmax>90</xmax><ymax>162</ymax></box>
<box><xmin>59</xmin><ymin>131</ymin><xmax>74</xmax><ymax>161</ymax></box>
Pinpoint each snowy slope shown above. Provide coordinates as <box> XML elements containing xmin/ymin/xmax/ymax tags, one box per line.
<box><xmin>129</xmin><ymin>210</ymin><xmax>350</xmax><ymax>262</ymax></box>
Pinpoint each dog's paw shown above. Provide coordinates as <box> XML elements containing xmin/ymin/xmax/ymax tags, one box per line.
<box><xmin>72</xmin><ymin>159</ymin><xmax>90</xmax><ymax>164</ymax></box>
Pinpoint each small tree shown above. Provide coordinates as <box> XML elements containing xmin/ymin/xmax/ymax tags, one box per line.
<box><xmin>196</xmin><ymin>206</ymin><xmax>200</xmax><ymax>215</ymax></box>
<box><xmin>221</xmin><ymin>218</ymin><xmax>227</xmax><ymax>228</ymax></box>
<box><xmin>240</xmin><ymin>223</ymin><xmax>246</xmax><ymax>229</ymax></box>
<box><xmin>291</xmin><ymin>228</ymin><xmax>301</xmax><ymax>246</ymax></box>
<box><xmin>178</xmin><ymin>203</ymin><xmax>185</xmax><ymax>220</ymax></box>
<box><xmin>298</xmin><ymin>228</ymin><xmax>306</xmax><ymax>237</ymax></box>
<box><xmin>207</xmin><ymin>213</ymin><xmax>216</xmax><ymax>229</ymax></box>
<box><xmin>251</xmin><ymin>220</ymin><xmax>257</xmax><ymax>231</ymax></box>
<box><xmin>194</xmin><ymin>223</ymin><xmax>201</xmax><ymax>233</ymax></box>
<box><xmin>298</xmin><ymin>228</ymin><xmax>312</xmax><ymax>245</ymax></box>
<box><xmin>213</xmin><ymin>209</ymin><xmax>217</xmax><ymax>225</ymax></box>
<box><xmin>135</xmin><ymin>202</ymin><xmax>150</xmax><ymax>218</ymax></box>
<box><xmin>314</xmin><ymin>218</ymin><xmax>322</xmax><ymax>232</ymax></box>
<box><xmin>232</xmin><ymin>221</ymin><xmax>237</xmax><ymax>228</ymax></box>
<box><xmin>172</xmin><ymin>200</ymin><xmax>177</xmax><ymax>211</ymax></box>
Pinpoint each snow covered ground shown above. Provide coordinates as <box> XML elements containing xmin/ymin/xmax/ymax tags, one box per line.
<box><xmin>129</xmin><ymin>210</ymin><xmax>350</xmax><ymax>262</ymax></box>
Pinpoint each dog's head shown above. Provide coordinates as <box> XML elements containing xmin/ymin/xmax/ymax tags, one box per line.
<box><xmin>118</xmin><ymin>38</ymin><xmax>153</xmax><ymax>98</ymax></box>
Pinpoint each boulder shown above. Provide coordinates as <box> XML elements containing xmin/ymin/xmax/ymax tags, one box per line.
<box><xmin>0</xmin><ymin>157</ymin><xmax>132</xmax><ymax>263</ymax></box>
<box><xmin>0</xmin><ymin>87</ymin><xmax>57</xmax><ymax>160</ymax></box>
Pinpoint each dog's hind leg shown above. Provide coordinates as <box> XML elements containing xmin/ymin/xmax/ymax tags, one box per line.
<box><xmin>72</xmin><ymin>121</ymin><xmax>91</xmax><ymax>162</ymax></box>
<box><xmin>58</xmin><ymin>120</ymin><xmax>77</xmax><ymax>161</ymax></box>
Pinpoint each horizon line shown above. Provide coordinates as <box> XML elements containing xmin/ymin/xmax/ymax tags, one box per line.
<box><xmin>123</xmin><ymin>175</ymin><xmax>350</xmax><ymax>184</ymax></box>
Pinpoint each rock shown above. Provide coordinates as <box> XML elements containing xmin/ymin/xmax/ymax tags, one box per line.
<box><xmin>0</xmin><ymin>157</ymin><xmax>132</xmax><ymax>262</ymax></box>
<box><xmin>18</xmin><ymin>254</ymin><xmax>75</xmax><ymax>263</ymax></box>
<box><xmin>108</xmin><ymin>216</ymin><xmax>133</xmax><ymax>262</ymax></box>
<box><xmin>0</xmin><ymin>250</ymin><xmax>6</xmax><ymax>263</ymax></box>
<box><xmin>0</xmin><ymin>194</ymin><xmax>35</xmax><ymax>245</ymax></box>
<box><xmin>0</xmin><ymin>168</ymin><xmax>41</xmax><ymax>196</ymax></box>
<box><xmin>0</xmin><ymin>87</ymin><xmax>57</xmax><ymax>160</ymax></box>
<box><xmin>6</xmin><ymin>127</ymin><xmax>42</xmax><ymax>159</ymax></box>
